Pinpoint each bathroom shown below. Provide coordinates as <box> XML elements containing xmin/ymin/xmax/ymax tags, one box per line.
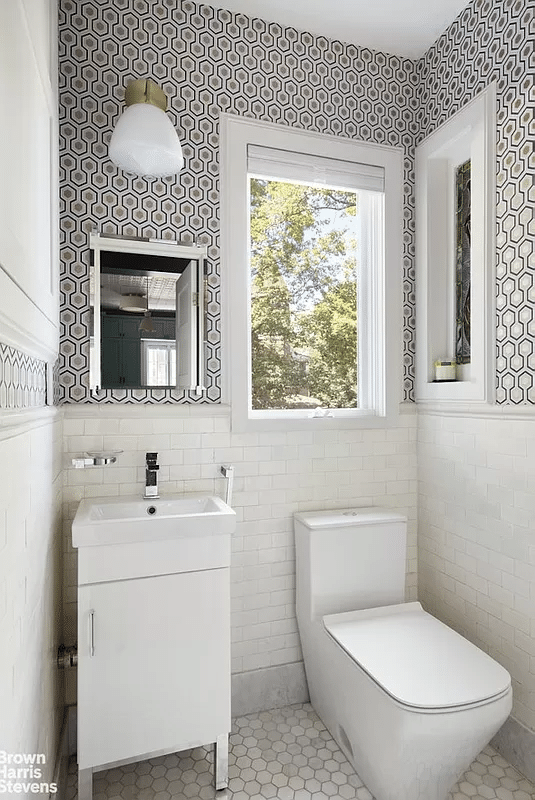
<box><xmin>1</xmin><ymin>0</ymin><xmax>533</xmax><ymax>798</ymax></box>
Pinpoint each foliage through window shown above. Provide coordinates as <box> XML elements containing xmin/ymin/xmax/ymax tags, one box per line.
<box><xmin>249</xmin><ymin>177</ymin><xmax>362</xmax><ymax>410</ymax></box>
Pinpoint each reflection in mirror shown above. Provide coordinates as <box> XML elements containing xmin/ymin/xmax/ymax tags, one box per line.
<box><xmin>89</xmin><ymin>234</ymin><xmax>206</xmax><ymax>392</ymax></box>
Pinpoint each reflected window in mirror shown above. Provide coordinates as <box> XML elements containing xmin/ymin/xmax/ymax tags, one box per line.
<box><xmin>142</xmin><ymin>340</ymin><xmax>176</xmax><ymax>386</ymax></box>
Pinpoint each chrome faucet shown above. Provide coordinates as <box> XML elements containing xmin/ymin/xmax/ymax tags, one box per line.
<box><xmin>144</xmin><ymin>452</ymin><xmax>160</xmax><ymax>499</ymax></box>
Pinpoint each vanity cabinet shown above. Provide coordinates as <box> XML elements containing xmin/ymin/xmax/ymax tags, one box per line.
<box><xmin>78</xmin><ymin>569</ymin><xmax>229</xmax><ymax>770</ymax></box>
<box><xmin>73</xmin><ymin>496</ymin><xmax>234</xmax><ymax>800</ymax></box>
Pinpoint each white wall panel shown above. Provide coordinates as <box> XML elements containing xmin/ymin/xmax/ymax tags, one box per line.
<box><xmin>0</xmin><ymin>0</ymin><xmax>58</xmax><ymax>361</ymax></box>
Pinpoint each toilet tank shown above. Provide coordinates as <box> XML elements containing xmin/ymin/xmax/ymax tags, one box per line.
<box><xmin>294</xmin><ymin>507</ymin><xmax>407</xmax><ymax>620</ymax></box>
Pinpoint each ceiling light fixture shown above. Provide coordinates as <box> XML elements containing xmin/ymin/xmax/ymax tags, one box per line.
<box><xmin>119</xmin><ymin>294</ymin><xmax>148</xmax><ymax>313</ymax></box>
<box><xmin>139</xmin><ymin>276</ymin><xmax>156</xmax><ymax>333</ymax></box>
<box><xmin>109</xmin><ymin>78</ymin><xmax>184</xmax><ymax>178</ymax></box>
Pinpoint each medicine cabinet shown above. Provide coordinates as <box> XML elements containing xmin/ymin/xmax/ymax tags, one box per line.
<box><xmin>89</xmin><ymin>234</ymin><xmax>206</xmax><ymax>392</ymax></box>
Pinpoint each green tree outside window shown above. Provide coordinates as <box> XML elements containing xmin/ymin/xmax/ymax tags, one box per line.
<box><xmin>250</xmin><ymin>179</ymin><xmax>358</xmax><ymax>410</ymax></box>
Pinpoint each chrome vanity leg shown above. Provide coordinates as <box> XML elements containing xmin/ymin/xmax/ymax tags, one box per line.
<box><xmin>214</xmin><ymin>733</ymin><xmax>228</xmax><ymax>790</ymax></box>
<box><xmin>78</xmin><ymin>767</ymin><xmax>93</xmax><ymax>800</ymax></box>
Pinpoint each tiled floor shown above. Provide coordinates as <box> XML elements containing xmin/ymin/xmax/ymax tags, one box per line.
<box><xmin>67</xmin><ymin>703</ymin><xmax>535</xmax><ymax>800</ymax></box>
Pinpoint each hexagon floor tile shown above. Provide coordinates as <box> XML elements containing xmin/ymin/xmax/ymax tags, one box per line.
<box><xmin>66</xmin><ymin>703</ymin><xmax>535</xmax><ymax>800</ymax></box>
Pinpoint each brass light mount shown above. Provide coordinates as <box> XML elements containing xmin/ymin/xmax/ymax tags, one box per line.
<box><xmin>124</xmin><ymin>78</ymin><xmax>167</xmax><ymax>112</ymax></box>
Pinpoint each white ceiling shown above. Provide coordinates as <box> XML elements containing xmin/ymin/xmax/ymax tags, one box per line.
<box><xmin>96</xmin><ymin>274</ymin><xmax>177</xmax><ymax>311</ymax></box>
<box><xmin>206</xmin><ymin>0</ymin><xmax>470</xmax><ymax>58</ymax></box>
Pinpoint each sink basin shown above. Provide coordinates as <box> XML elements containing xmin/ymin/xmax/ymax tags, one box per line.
<box><xmin>72</xmin><ymin>494</ymin><xmax>236</xmax><ymax>547</ymax></box>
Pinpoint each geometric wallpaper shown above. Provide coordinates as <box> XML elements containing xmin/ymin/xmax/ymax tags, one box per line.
<box><xmin>0</xmin><ymin>344</ymin><xmax>47</xmax><ymax>410</ymax></box>
<box><xmin>58</xmin><ymin>0</ymin><xmax>532</xmax><ymax>405</ymax></box>
<box><xmin>58</xmin><ymin>0</ymin><xmax>418</xmax><ymax>403</ymax></box>
<box><xmin>418</xmin><ymin>0</ymin><xmax>534</xmax><ymax>403</ymax></box>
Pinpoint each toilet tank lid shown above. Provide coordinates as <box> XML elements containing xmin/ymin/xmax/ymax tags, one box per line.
<box><xmin>324</xmin><ymin>602</ymin><xmax>511</xmax><ymax>710</ymax></box>
<box><xmin>294</xmin><ymin>507</ymin><xmax>407</xmax><ymax>529</ymax></box>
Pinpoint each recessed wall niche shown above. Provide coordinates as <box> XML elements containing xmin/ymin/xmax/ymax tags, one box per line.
<box><xmin>415</xmin><ymin>84</ymin><xmax>496</xmax><ymax>404</ymax></box>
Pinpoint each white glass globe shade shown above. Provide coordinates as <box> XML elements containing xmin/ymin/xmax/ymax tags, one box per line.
<box><xmin>109</xmin><ymin>103</ymin><xmax>184</xmax><ymax>178</ymax></box>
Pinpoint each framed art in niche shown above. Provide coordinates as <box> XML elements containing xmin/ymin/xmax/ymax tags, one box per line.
<box><xmin>455</xmin><ymin>159</ymin><xmax>471</xmax><ymax>366</ymax></box>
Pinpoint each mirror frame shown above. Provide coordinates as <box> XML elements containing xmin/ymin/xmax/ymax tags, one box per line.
<box><xmin>89</xmin><ymin>233</ymin><xmax>207</xmax><ymax>393</ymax></box>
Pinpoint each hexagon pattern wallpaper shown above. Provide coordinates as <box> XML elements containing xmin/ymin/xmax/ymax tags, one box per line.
<box><xmin>56</xmin><ymin>0</ymin><xmax>532</xmax><ymax>406</ymax></box>
<box><xmin>0</xmin><ymin>0</ymin><xmax>521</xmax><ymax>408</ymax></box>
<box><xmin>58</xmin><ymin>0</ymin><xmax>419</xmax><ymax>403</ymax></box>
<box><xmin>418</xmin><ymin>0</ymin><xmax>533</xmax><ymax>403</ymax></box>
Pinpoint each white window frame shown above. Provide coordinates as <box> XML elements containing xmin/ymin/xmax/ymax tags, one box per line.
<box><xmin>141</xmin><ymin>338</ymin><xmax>176</xmax><ymax>387</ymax></box>
<box><xmin>415</xmin><ymin>84</ymin><xmax>496</xmax><ymax>404</ymax></box>
<box><xmin>220</xmin><ymin>114</ymin><xmax>403</xmax><ymax>432</ymax></box>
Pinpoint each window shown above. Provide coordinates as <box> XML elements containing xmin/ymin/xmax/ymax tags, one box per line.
<box><xmin>221</xmin><ymin>116</ymin><xmax>403</xmax><ymax>431</ymax></box>
<box><xmin>248</xmin><ymin>146</ymin><xmax>384</xmax><ymax>413</ymax></box>
<box><xmin>141</xmin><ymin>339</ymin><xmax>176</xmax><ymax>386</ymax></box>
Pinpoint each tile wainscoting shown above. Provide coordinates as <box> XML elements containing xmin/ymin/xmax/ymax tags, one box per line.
<box><xmin>418</xmin><ymin>407</ymin><xmax>535</xmax><ymax>781</ymax></box>
<box><xmin>61</xmin><ymin>404</ymin><xmax>418</xmax><ymax>710</ymax></box>
<box><xmin>0</xmin><ymin>347</ymin><xmax>63</xmax><ymax>784</ymax></box>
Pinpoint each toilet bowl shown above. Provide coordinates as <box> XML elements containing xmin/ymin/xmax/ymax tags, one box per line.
<box><xmin>295</xmin><ymin>507</ymin><xmax>512</xmax><ymax>800</ymax></box>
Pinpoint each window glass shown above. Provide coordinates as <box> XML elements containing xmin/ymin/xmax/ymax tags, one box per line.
<box><xmin>249</xmin><ymin>178</ymin><xmax>359</xmax><ymax>410</ymax></box>
<box><xmin>142</xmin><ymin>339</ymin><xmax>176</xmax><ymax>386</ymax></box>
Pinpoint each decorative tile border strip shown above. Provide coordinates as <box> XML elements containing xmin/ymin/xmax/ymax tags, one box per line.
<box><xmin>52</xmin><ymin>356</ymin><xmax>62</xmax><ymax>407</ymax></box>
<box><xmin>0</xmin><ymin>343</ymin><xmax>47</xmax><ymax>409</ymax></box>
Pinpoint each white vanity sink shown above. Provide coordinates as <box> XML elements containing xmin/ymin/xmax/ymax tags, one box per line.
<box><xmin>73</xmin><ymin>493</ymin><xmax>235</xmax><ymax>800</ymax></box>
<box><xmin>73</xmin><ymin>493</ymin><xmax>236</xmax><ymax>547</ymax></box>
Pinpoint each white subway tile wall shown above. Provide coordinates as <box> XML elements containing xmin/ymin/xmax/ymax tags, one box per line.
<box><xmin>62</xmin><ymin>409</ymin><xmax>417</xmax><ymax>696</ymax></box>
<box><xmin>0</xmin><ymin>415</ymin><xmax>63</xmax><ymax>779</ymax></box>
<box><xmin>418</xmin><ymin>412</ymin><xmax>535</xmax><ymax>732</ymax></box>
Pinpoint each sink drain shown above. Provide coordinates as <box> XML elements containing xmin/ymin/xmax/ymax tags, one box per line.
<box><xmin>147</xmin><ymin>506</ymin><xmax>157</xmax><ymax>515</ymax></box>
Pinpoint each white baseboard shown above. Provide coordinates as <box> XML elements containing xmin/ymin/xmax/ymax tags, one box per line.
<box><xmin>492</xmin><ymin>715</ymin><xmax>535</xmax><ymax>783</ymax></box>
<box><xmin>231</xmin><ymin>661</ymin><xmax>309</xmax><ymax>718</ymax></box>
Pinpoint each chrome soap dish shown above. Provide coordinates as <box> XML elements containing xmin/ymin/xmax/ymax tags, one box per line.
<box><xmin>71</xmin><ymin>450</ymin><xmax>123</xmax><ymax>469</ymax></box>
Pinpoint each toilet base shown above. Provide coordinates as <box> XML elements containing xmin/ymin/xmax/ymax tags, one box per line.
<box><xmin>301</xmin><ymin>622</ymin><xmax>512</xmax><ymax>800</ymax></box>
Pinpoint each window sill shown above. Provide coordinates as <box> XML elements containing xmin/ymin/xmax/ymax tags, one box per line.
<box><xmin>230</xmin><ymin>404</ymin><xmax>413</xmax><ymax>433</ymax></box>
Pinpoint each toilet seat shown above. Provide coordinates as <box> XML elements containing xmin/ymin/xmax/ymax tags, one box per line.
<box><xmin>323</xmin><ymin>602</ymin><xmax>511</xmax><ymax>712</ymax></box>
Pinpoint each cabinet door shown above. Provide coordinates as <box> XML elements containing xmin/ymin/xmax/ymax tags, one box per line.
<box><xmin>120</xmin><ymin>316</ymin><xmax>142</xmax><ymax>340</ymax></box>
<box><xmin>77</xmin><ymin>568</ymin><xmax>230</xmax><ymax>770</ymax></box>
<box><xmin>121</xmin><ymin>337</ymin><xmax>141</xmax><ymax>387</ymax></box>
<box><xmin>163</xmin><ymin>319</ymin><xmax>175</xmax><ymax>339</ymax></box>
<box><xmin>100</xmin><ymin>337</ymin><xmax>122</xmax><ymax>387</ymax></box>
<box><xmin>101</xmin><ymin>315</ymin><xmax>121</xmax><ymax>339</ymax></box>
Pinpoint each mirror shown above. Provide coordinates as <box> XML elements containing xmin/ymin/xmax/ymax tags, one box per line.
<box><xmin>89</xmin><ymin>234</ymin><xmax>206</xmax><ymax>391</ymax></box>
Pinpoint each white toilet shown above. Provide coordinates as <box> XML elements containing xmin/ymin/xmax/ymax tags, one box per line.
<box><xmin>294</xmin><ymin>507</ymin><xmax>512</xmax><ymax>800</ymax></box>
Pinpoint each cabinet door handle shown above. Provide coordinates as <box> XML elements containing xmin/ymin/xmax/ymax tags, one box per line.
<box><xmin>88</xmin><ymin>609</ymin><xmax>95</xmax><ymax>657</ymax></box>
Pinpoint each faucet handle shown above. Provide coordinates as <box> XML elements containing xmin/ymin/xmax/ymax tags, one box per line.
<box><xmin>146</xmin><ymin>452</ymin><xmax>158</xmax><ymax>463</ymax></box>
